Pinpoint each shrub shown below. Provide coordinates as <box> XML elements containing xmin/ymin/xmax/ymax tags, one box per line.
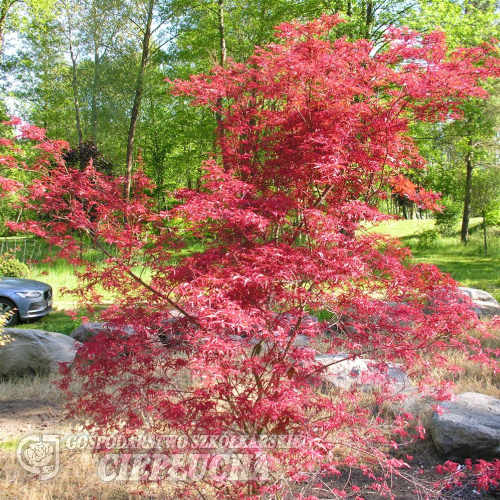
<box><xmin>0</xmin><ymin>254</ymin><xmax>29</xmax><ymax>277</ymax></box>
<box><xmin>435</xmin><ymin>197</ymin><xmax>462</xmax><ymax>235</ymax></box>
<box><xmin>417</xmin><ymin>229</ymin><xmax>441</xmax><ymax>249</ymax></box>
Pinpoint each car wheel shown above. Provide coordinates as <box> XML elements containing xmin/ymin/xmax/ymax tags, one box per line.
<box><xmin>0</xmin><ymin>299</ymin><xmax>18</xmax><ymax>327</ymax></box>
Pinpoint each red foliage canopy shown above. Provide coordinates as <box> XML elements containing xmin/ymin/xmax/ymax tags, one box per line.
<box><xmin>2</xmin><ymin>16</ymin><xmax>500</xmax><ymax>498</ymax></box>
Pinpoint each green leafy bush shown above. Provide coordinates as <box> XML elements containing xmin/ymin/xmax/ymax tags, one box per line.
<box><xmin>435</xmin><ymin>197</ymin><xmax>462</xmax><ymax>235</ymax></box>
<box><xmin>417</xmin><ymin>229</ymin><xmax>441</xmax><ymax>249</ymax></box>
<box><xmin>0</xmin><ymin>254</ymin><xmax>29</xmax><ymax>277</ymax></box>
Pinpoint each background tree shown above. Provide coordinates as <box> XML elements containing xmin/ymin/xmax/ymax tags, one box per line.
<box><xmin>318</xmin><ymin>0</ymin><xmax>417</xmax><ymax>43</ymax></box>
<box><xmin>409</xmin><ymin>0</ymin><xmax>500</xmax><ymax>241</ymax></box>
<box><xmin>471</xmin><ymin>165</ymin><xmax>500</xmax><ymax>252</ymax></box>
<box><xmin>0</xmin><ymin>0</ymin><xmax>55</xmax><ymax>58</ymax></box>
<box><xmin>79</xmin><ymin>0</ymin><xmax>130</xmax><ymax>144</ymax></box>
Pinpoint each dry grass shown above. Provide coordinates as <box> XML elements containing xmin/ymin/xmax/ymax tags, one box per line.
<box><xmin>0</xmin><ymin>373</ymin><xmax>65</xmax><ymax>403</ymax></box>
<box><xmin>435</xmin><ymin>352</ymin><xmax>500</xmax><ymax>398</ymax></box>
<box><xmin>429</xmin><ymin>328</ymin><xmax>500</xmax><ymax>398</ymax></box>
<box><xmin>0</xmin><ymin>449</ymin><xmax>148</xmax><ymax>500</ymax></box>
<box><xmin>0</xmin><ymin>375</ymin><xmax>139</xmax><ymax>499</ymax></box>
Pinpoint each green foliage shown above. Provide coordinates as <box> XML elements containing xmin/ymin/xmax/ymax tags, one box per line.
<box><xmin>435</xmin><ymin>197</ymin><xmax>463</xmax><ymax>235</ymax></box>
<box><xmin>0</xmin><ymin>201</ymin><xmax>17</xmax><ymax>237</ymax></box>
<box><xmin>411</xmin><ymin>0</ymin><xmax>500</xmax><ymax>49</ymax></box>
<box><xmin>138</xmin><ymin>65</ymin><xmax>215</xmax><ymax>207</ymax></box>
<box><xmin>324</xmin><ymin>0</ymin><xmax>417</xmax><ymax>43</ymax></box>
<box><xmin>417</xmin><ymin>228</ymin><xmax>441</xmax><ymax>249</ymax></box>
<box><xmin>0</xmin><ymin>254</ymin><xmax>29</xmax><ymax>277</ymax></box>
<box><xmin>471</xmin><ymin>166</ymin><xmax>500</xmax><ymax>221</ymax></box>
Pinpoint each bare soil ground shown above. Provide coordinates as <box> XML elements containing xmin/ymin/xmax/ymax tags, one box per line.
<box><xmin>0</xmin><ymin>398</ymin><xmax>66</xmax><ymax>439</ymax></box>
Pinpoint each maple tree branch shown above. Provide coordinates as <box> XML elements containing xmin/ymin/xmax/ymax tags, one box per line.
<box><xmin>289</xmin><ymin>184</ymin><xmax>332</xmax><ymax>245</ymax></box>
<box><xmin>88</xmin><ymin>230</ymin><xmax>198</xmax><ymax>324</ymax></box>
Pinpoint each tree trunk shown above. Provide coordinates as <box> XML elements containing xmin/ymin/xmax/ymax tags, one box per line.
<box><xmin>215</xmin><ymin>0</ymin><xmax>227</xmax><ymax>169</ymax></box>
<box><xmin>125</xmin><ymin>0</ymin><xmax>154</xmax><ymax>201</ymax></box>
<box><xmin>217</xmin><ymin>0</ymin><xmax>226</xmax><ymax>68</ymax></box>
<box><xmin>215</xmin><ymin>0</ymin><xmax>226</xmax><ymax>125</ymax></box>
<box><xmin>91</xmin><ymin>0</ymin><xmax>99</xmax><ymax>144</ymax></box>
<box><xmin>66</xmin><ymin>3</ymin><xmax>84</xmax><ymax>170</ymax></box>
<box><xmin>365</xmin><ymin>0</ymin><xmax>373</xmax><ymax>38</ymax></box>
<box><xmin>0</xmin><ymin>12</ymin><xmax>6</xmax><ymax>59</ymax></box>
<box><xmin>482</xmin><ymin>210</ymin><xmax>487</xmax><ymax>252</ymax></box>
<box><xmin>91</xmin><ymin>45</ymin><xmax>99</xmax><ymax>142</ymax></box>
<box><xmin>460</xmin><ymin>138</ymin><xmax>474</xmax><ymax>244</ymax></box>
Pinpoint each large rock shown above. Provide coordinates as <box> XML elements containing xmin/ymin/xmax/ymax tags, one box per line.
<box><xmin>315</xmin><ymin>354</ymin><xmax>411</xmax><ymax>392</ymax></box>
<box><xmin>385</xmin><ymin>390</ymin><xmax>440</xmax><ymax>431</ymax></box>
<box><xmin>69</xmin><ymin>322</ymin><xmax>104</xmax><ymax>342</ymax></box>
<box><xmin>70</xmin><ymin>322</ymin><xmax>135</xmax><ymax>342</ymax></box>
<box><xmin>459</xmin><ymin>287</ymin><xmax>500</xmax><ymax>319</ymax></box>
<box><xmin>0</xmin><ymin>328</ymin><xmax>81</xmax><ymax>377</ymax></box>
<box><xmin>429</xmin><ymin>392</ymin><xmax>500</xmax><ymax>461</ymax></box>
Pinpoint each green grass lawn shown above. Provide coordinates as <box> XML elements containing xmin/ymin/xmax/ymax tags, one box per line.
<box><xmin>1</xmin><ymin>236</ymin><xmax>205</xmax><ymax>334</ymax></box>
<box><xmin>14</xmin><ymin>309</ymin><xmax>82</xmax><ymax>335</ymax></box>
<box><xmin>370</xmin><ymin>217</ymin><xmax>500</xmax><ymax>301</ymax></box>
<box><xmin>367</xmin><ymin>218</ymin><xmax>437</xmax><ymax>238</ymax></box>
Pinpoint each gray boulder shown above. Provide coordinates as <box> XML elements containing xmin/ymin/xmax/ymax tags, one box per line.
<box><xmin>429</xmin><ymin>392</ymin><xmax>500</xmax><ymax>461</ymax></box>
<box><xmin>386</xmin><ymin>390</ymin><xmax>439</xmax><ymax>431</ymax></box>
<box><xmin>459</xmin><ymin>287</ymin><xmax>500</xmax><ymax>319</ymax></box>
<box><xmin>70</xmin><ymin>322</ymin><xmax>135</xmax><ymax>342</ymax></box>
<box><xmin>69</xmin><ymin>322</ymin><xmax>104</xmax><ymax>342</ymax></box>
<box><xmin>315</xmin><ymin>354</ymin><xmax>411</xmax><ymax>392</ymax></box>
<box><xmin>0</xmin><ymin>328</ymin><xmax>81</xmax><ymax>377</ymax></box>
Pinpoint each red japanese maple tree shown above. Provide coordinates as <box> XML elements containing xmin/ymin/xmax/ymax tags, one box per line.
<box><xmin>2</xmin><ymin>16</ymin><xmax>500</xmax><ymax>499</ymax></box>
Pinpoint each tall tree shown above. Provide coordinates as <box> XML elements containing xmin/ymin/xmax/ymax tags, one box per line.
<box><xmin>80</xmin><ymin>0</ymin><xmax>130</xmax><ymax>143</ymax></box>
<box><xmin>60</xmin><ymin>0</ymin><xmax>84</xmax><ymax>164</ymax></box>
<box><xmin>125</xmin><ymin>0</ymin><xmax>178</xmax><ymax>199</ymax></box>
<box><xmin>0</xmin><ymin>0</ymin><xmax>17</xmax><ymax>57</ymax></box>
<box><xmin>7</xmin><ymin>13</ymin><xmax>75</xmax><ymax>139</ymax></box>
<box><xmin>471</xmin><ymin>165</ymin><xmax>500</xmax><ymax>252</ymax></box>
<box><xmin>319</xmin><ymin>0</ymin><xmax>417</xmax><ymax>43</ymax></box>
<box><xmin>138</xmin><ymin>62</ymin><xmax>214</xmax><ymax>207</ymax></box>
<box><xmin>409</xmin><ymin>0</ymin><xmax>500</xmax><ymax>242</ymax></box>
<box><xmin>125</xmin><ymin>0</ymin><xmax>155</xmax><ymax>199</ymax></box>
